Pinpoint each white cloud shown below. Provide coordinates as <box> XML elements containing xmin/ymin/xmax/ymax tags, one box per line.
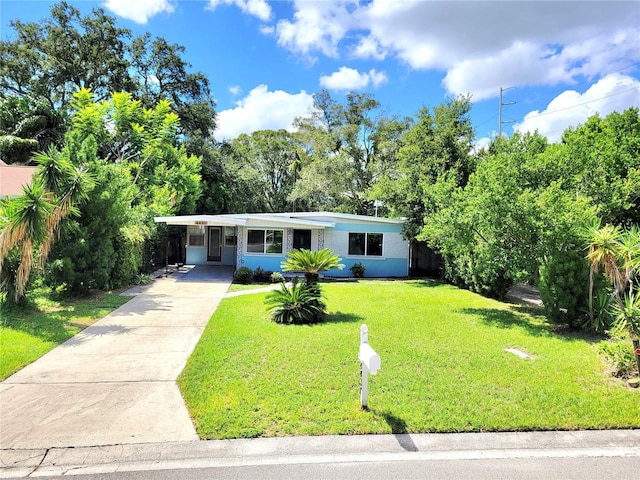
<box><xmin>215</xmin><ymin>85</ymin><xmax>315</xmax><ymax>140</ymax></box>
<box><xmin>207</xmin><ymin>0</ymin><xmax>272</xmax><ymax>21</ymax></box>
<box><xmin>228</xmin><ymin>85</ymin><xmax>243</xmax><ymax>95</ymax></box>
<box><xmin>103</xmin><ymin>0</ymin><xmax>174</xmax><ymax>24</ymax></box>
<box><xmin>319</xmin><ymin>67</ymin><xmax>388</xmax><ymax>91</ymax></box>
<box><xmin>514</xmin><ymin>73</ymin><xmax>640</xmax><ymax>142</ymax></box>
<box><xmin>267</xmin><ymin>1</ymin><xmax>639</xmax><ymax>99</ymax></box>
<box><xmin>275</xmin><ymin>0</ymin><xmax>354</xmax><ymax>60</ymax></box>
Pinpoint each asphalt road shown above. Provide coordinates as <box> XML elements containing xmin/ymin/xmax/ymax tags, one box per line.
<box><xmin>28</xmin><ymin>455</ymin><xmax>640</xmax><ymax>480</ymax></box>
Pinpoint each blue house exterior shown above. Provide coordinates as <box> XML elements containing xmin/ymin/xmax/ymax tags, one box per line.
<box><xmin>154</xmin><ymin>212</ymin><xmax>409</xmax><ymax>278</ymax></box>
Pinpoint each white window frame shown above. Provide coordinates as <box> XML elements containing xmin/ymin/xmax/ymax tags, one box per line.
<box><xmin>348</xmin><ymin>232</ymin><xmax>383</xmax><ymax>257</ymax></box>
<box><xmin>187</xmin><ymin>225</ymin><xmax>205</xmax><ymax>246</ymax></box>
<box><xmin>246</xmin><ymin>228</ymin><xmax>284</xmax><ymax>254</ymax></box>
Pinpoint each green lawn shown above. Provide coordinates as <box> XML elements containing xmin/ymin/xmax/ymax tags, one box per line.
<box><xmin>179</xmin><ymin>280</ymin><xmax>639</xmax><ymax>440</ymax></box>
<box><xmin>0</xmin><ymin>288</ymin><xmax>131</xmax><ymax>380</ymax></box>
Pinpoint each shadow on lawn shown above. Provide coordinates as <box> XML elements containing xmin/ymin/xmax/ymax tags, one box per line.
<box><xmin>459</xmin><ymin>307</ymin><xmax>553</xmax><ymax>338</ymax></box>
<box><xmin>2</xmin><ymin>307</ymin><xmax>80</xmax><ymax>345</ymax></box>
<box><xmin>407</xmin><ymin>279</ymin><xmax>445</xmax><ymax>288</ymax></box>
<box><xmin>324</xmin><ymin>311</ymin><xmax>364</xmax><ymax>324</ymax></box>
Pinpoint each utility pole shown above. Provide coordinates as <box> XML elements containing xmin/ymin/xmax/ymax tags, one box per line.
<box><xmin>498</xmin><ymin>87</ymin><xmax>515</xmax><ymax>138</ymax></box>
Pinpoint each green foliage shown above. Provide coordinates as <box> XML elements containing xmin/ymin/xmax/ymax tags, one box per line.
<box><xmin>373</xmin><ymin>95</ymin><xmax>474</xmax><ymax>238</ymax></box>
<box><xmin>280</xmin><ymin>248</ymin><xmax>344</xmax><ymax>283</ymax></box>
<box><xmin>135</xmin><ymin>273</ymin><xmax>153</xmax><ymax>285</ymax></box>
<box><xmin>223</xmin><ymin>130</ymin><xmax>300</xmax><ymax>213</ymax></box>
<box><xmin>290</xmin><ymin>90</ymin><xmax>409</xmax><ymax>214</ymax></box>
<box><xmin>270</xmin><ymin>271</ymin><xmax>285</xmax><ymax>283</ymax></box>
<box><xmin>423</xmin><ymin>131</ymin><xmax>598</xmax><ymax>300</ymax></box>
<box><xmin>539</xmin><ymin>250</ymin><xmax>590</xmax><ymax>329</ymax></box>
<box><xmin>264</xmin><ymin>278</ymin><xmax>326</xmax><ymax>324</ymax></box>
<box><xmin>252</xmin><ymin>267</ymin><xmax>272</xmax><ymax>283</ymax></box>
<box><xmin>610</xmin><ymin>291</ymin><xmax>640</xmax><ymax>339</ymax></box>
<box><xmin>599</xmin><ymin>334</ymin><xmax>638</xmax><ymax>378</ymax></box>
<box><xmin>233</xmin><ymin>267</ymin><xmax>254</xmax><ymax>285</ymax></box>
<box><xmin>349</xmin><ymin>262</ymin><xmax>366</xmax><ymax>278</ymax></box>
<box><xmin>39</xmin><ymin>90</ymin><xmax>201</xmax><ymax>294</ymax></box>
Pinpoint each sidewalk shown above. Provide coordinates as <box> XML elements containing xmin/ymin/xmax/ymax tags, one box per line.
<box><xmin>0</xmin><ymin>266</ymin><xmax>232</xmax><ymax>450</ymax></box>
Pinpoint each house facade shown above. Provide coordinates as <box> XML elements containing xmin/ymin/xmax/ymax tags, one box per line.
<box><xmin>154</xmin><ymin>212</ymin><xmax>409</xmax><ymax>278</ymax></box>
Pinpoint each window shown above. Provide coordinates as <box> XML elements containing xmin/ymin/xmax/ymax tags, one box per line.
<box><xmin>187</xmin><ymin>225</ymin><xmax>205</xmax><ymax>246</ymax></box>
<box><xmin>247</xmin><ymin>229</ymin><xmax>283</xmax><ymax>254</ymax></box>
<box><xmin>348</xmin><ymin>232</ymin><xmax>383</xmax><ymax>256</ymax></box>
<box><xmin>293</xmin><ymin>229</ymin><xmax>312</xmax><ymax>250</ymax></box>
<box><xmin>224</xmin><ymin>226</ymin><xmax>236</xmax><ymax>247</ymax></box>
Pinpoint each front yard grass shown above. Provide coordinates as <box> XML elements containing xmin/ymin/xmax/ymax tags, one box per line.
<box><xmin>179</xmin><ymin>280</ymin><xmax>639</xmax><ymax>440</ymax></box>
<box><xmin>0</xmin><ymin>287</ymin><xmax>131</xmax><ymax>380</ymax></box>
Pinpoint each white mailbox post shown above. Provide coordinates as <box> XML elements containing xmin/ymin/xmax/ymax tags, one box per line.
<box><xmin>359</xmin><ymin>324</ymin><xmax>380</xmax><ymax>409</ymax></box>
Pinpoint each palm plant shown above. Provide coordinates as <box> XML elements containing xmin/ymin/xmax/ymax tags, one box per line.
<box><xmin>265</xmin><ymin>278</ymin><xmax>326</xmax><ymax>324</ymax></box>
<box><xmin>0</xmin><ymin>148</ymin><xmax>94</xmax><ymax>304</ymax></box>
<box><xmin>587</xmin><ymin>223</ymin><xmax>640</xmax><ymax>378</ymax></box>
<box><xmin>280</xmin><ymin>248</ymin><xmax>344</xmax><ymax>283</ymax></box>
<box><xmin>0</xmin><ymin>179</ymin><xmax>53</xmax><ymax>303</ymax></box>
<box><xmin>586</xmin><ymin>224</ymin><xmax>624</xmax><ymax>322</ymax></box>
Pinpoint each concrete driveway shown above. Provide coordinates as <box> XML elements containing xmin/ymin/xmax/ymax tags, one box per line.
<box><xmin>0</xmin><ymin>266</ymin><xmax>232</xmax><ymax>449</ymax></box>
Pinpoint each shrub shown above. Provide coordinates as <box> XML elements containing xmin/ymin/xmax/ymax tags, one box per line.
<box><xmin>135</xmin><ymin>273</ymin><xmax>153</xmax><ymax>285</ymax></box>
<box><xmin>270</xmin><ymin>271</ymin><xmax>285</xmax><ymax>283</ymax></box>
<box><xmin>233</xmin><ymin>267</ymin><xmax>254</xmax><ymax>284</ymax></box>
<box><xmin>599</xmin><ymin>334</ymin><xmax>638</xmax><ymax>378</ymax></box>
<box><xmin>539</xmin><ymin>250</ymin><xmax>590</xmax><ymax>329</ymax></box>
<box><xmin>253</xmin><ymin>267</ymin><xmax>273</xmax><ymax>283</ymax></box>
<box><xmin>264</xmin><ymin>278</ymin><xmax>326</xmax><ymax>324</ymax></box>
<box><xmin>349</xmin><ymin>262</ymin><xmax>366</xmax><ymax>278</ymax></box>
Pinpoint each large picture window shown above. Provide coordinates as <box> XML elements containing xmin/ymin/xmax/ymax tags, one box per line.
<box><xmin>247</xmin><ymin>229</ymin><xmax>283</xmax><ymax>254</ymax></box>
<box><xmin>348</xmin><ymin>232</ymin><xmax>383</xmax><ymax>256</ymax></box>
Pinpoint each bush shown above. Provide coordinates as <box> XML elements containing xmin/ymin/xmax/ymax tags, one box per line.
<box><xmin>599</xmin><ymin>334</ymin><xmax>638</xmax><ymax>378</ymax></box>
<box><xmin>539</xmin><ymin>250</ymin><xmax>590</xmax><ymax>329</ymax></box>
<box><xmin>264</xmin><ymin>278</ymin><xmax>326</xmax><ymax>324</ymax></box>
<box><xmin>349</xmin><ymin>262</ymin><xmax>366</xmax><ymax>278</ymax></box>
<box><xmin>253</xmin><ymin>267</ymin><xmax>273</xmax><ymax>283</ymax></box>
<box><xmin>270</xmin><ymin>271</ymin><xmax>285</xmax><ymax>283</ymax></box>
<box><xmin>135</xmin><ymin>273</ymin><xmax>153</xmax><ymax>285</ymax></box>
<box><xmin>233</xmin><ymin>267</ymin><xmax>254</xmax><ymax>284</ymax></box>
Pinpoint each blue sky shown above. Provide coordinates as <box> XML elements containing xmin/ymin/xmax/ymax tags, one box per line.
<box><xmin>2</xmin><ymin>0</ymin><xmax>639</xmax><ymax>147</ymax></box>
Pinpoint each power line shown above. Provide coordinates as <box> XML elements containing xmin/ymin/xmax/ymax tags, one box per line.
<box><xmin>518</xmin><ymin>86</ymin><xmax>640</xmax><ymax>120</ymax></box>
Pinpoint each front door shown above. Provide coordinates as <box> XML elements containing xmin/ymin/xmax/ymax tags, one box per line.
<box><xmin>207</xmin><ymin>227</ymin><xmax>222</xmax><ymax>261</ymax></box>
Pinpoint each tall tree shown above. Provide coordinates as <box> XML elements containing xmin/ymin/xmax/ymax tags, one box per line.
<box><xmin>290</xmin><ymin>90</ymin><xmax>406</xmax><ymax>214</ymax></box>
<box><xmin>227</xmin><ymin>130</ymin><xmax>300</xmax><ymax>213</ymax></box>
<box><xmin>0</xmin><ymin>96</ymin><xmax>66</xmax><ymax>164</ymax></box>
<box><xmin>0</xmin><ymin>1</ymin><xmax>133</xmax><ymax>107</ymax></box>
<box><xmin>0</xmin><ymin>1</ymin><xmax>218</xmax><ymax>183</ymax></box>
<box><xmin>373</xmin><ymin>95</ymin><xmax>474</xmax><ymax>238</ymax></box>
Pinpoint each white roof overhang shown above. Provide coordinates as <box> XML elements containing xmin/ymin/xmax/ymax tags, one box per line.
<box><xmin>154</xmin><ymin>214</ymin><xmax>334</xmax><ymax>229</ymax></box>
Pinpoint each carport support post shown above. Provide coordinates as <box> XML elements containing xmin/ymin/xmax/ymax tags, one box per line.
<box><xmin>360</xmin><ymin>324</ymin><xmax>369</xmax><ymax>409</ymax></box>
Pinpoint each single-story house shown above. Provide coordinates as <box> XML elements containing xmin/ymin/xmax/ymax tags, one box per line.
<box><xmin>154</xmin><ymin>212</ymin><xmax>409</xmax><ymax>278</ymax></box>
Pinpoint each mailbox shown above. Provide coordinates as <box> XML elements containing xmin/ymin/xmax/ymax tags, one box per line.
<box><xmin>359</xmin><ymin>343</ymin><xmax>380</xmax><ymax>374</ymax></box>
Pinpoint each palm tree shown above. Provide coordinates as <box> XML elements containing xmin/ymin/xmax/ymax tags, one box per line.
<box><xmin>0</xmin><ymin>179</ymin><xmax>54</xmax><ymax>303</ymax></box>
<box><xmin>33</xmin><ymin>147</ymin><xmax>94</xmax><ymax>268</ymax></box>
<box><xmin>586</xmin><ymin>224</ymin><xmax>624</xmax><ymax>322</ymax></box>
<box><xmin>280</xmin><ymin>248</ymin><xmax>344</xmax><ymax>283</ymax></box>
<box><xmin>0</xmin><ymin>147</ymin><xmax>94</xmax><ymax>304</ymax></box>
